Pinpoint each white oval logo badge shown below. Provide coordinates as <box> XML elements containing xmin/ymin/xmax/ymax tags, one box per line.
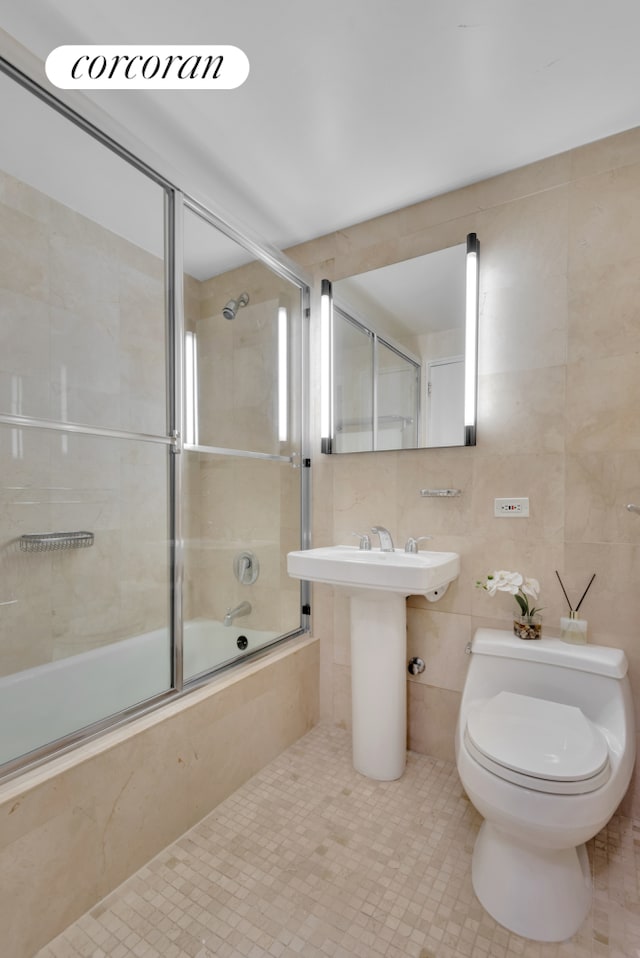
<box><xmin>46</xmin><ymin>45</ymin><xmax>249</xmax><ymax>90</ymax></box>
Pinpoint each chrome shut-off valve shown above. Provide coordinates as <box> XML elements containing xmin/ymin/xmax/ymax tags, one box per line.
<box><xmin>408</xmin><ymin>657</ymin><xmax>426</xmax><ymax>675</ymax></box>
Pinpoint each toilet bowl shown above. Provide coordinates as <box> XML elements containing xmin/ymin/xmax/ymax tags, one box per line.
<box><xmin>456</xmin><ymin>629</ymin><xmax>635</xmax><ymax>942</ymax></box>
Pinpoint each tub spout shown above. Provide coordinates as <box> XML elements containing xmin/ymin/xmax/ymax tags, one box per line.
<box><xmin>224</xmin><ymin>600</ymin><xmax>252</xmax><ymax>626</ymax></box>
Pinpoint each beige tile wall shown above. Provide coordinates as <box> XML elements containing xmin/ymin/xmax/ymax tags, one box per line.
<box><xmin>287</xmin><ymin>124</ymin><xmax>640</xmax><ymax>817</ymax></box>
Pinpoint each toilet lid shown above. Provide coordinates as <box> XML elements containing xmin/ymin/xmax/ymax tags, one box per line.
<box><xmin>465</xmin><ymin>691</ymin><xmax>610</xmax><ymax>793</ymax></box>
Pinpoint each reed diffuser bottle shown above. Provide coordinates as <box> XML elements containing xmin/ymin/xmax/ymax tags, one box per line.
<box><xmin>560</xmin><ymin>610</ymin><xmax>588</xmax><ymax>644</ymax></box>
<box><xmin>556</xmin><ymin>572</ymin><xmax>595</xmax><ymax>645</ymax></box>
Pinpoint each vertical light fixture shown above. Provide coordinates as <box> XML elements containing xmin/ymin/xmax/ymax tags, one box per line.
<box><xmin>184</xmin><ymin>329</ymin><xmax>198</xmax><ymax>446</ymax></box>
<box><xmin>10</xmin><ymin>374</ymin><xmax>24</xmax><ymax>459</ymax></box>
<box><xmin>278</xmin><ymin>306</ymin><xmax>288</xmax><ymax>442</ymax></box>
<box><xmin>464</xmin><ymin>232</ymin><xmax>479</xmax><ymax>446</ymax></box>
<box><xmin>320</xmin><ymin>279</ymin><xmax>333</xmax><ymax>453</ymax></box>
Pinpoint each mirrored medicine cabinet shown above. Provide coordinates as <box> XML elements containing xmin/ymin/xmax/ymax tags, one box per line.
<box><xmin>320</xmin><ymin>233</ymin><xmax>479</xmax><ymax>453</ymax></box>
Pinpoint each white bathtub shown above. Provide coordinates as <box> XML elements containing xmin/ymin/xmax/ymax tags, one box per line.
<box><xmin>0</xmin><ymin>618</ymin><xmax>279</xmax><ymax>766</ymax></box>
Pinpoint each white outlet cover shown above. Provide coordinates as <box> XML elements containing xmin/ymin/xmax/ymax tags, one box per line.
<box><xmin>494</xmin><ymin>497</ymin><xmax>530</xmax><ymax>517</ymax></box>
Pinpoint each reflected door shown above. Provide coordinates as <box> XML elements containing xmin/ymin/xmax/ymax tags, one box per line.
<box><xmin>427</xmin><ymin>357</ymin><xmax>465</xmax><ymax>447</ymax></box>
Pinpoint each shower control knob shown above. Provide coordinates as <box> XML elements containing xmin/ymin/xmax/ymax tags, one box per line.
<box><xmin>234</xmin><ymin>551</ymin><xmax>259</xmax><ymax>584</ymax></box>
<box><xmin>408</xmin><ymin>657</ymin><xmax>426</xmax><ymax>675</ymax></box>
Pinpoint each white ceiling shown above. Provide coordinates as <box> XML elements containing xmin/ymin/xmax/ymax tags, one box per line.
<box><xmin>3</xmin><ymin>1</ymin><xmax>640</xmax><ymax>254</ymax></box>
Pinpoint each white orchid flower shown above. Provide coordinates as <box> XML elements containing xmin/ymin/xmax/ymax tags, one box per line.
<box><xmin>485</xmin><ymin>570</ymin><xmax>522</xmax><ymax>595</ymax></box>
<box><xmin>521</xmin><ymin>577</ymin><xmax>540</xmax><ymax>600</ymax></box>
<box><xmin>476</xmin><ymin>570</ymin><xmax>543</xmax><ymax>618</ymax></box>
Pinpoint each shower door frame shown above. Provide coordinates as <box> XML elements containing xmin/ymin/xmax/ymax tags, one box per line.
<box><xmin>0</xmin><ymin>55</ymin><xmax>312</xmax><ymax>782</ymax></box>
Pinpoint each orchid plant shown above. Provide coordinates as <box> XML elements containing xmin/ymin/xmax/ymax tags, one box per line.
<box><xmin>476</xmin><ymin>570</ymin><xmax>542</xmax><ymax>619</ymax></box>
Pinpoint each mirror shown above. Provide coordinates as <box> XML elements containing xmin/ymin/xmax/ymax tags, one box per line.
<box><xmin>322</xmin><ymin>235</ymin><xmax>478</xmax><ymax>453</ymax></box>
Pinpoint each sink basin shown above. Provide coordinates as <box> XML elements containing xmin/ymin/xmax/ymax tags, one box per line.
<box><xmin>287</xmin><ymin>545</ymin><xmax>460</xmax><ymax>597</ymax></box>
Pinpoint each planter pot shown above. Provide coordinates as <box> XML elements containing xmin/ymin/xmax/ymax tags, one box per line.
<box><xmin>513</xmin><ymin>613</ymin><xmax>542</xmax><ymax>640</ymax></box>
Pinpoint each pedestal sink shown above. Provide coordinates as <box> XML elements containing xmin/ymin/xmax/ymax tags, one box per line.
<box><xmin>287</xmin><ymin>545</ymin><xmax>460</xmax><ymax>780</ymax></box>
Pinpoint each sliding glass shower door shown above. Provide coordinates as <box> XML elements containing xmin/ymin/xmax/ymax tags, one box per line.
<box><xmin>0</xmin><ymin>58</ymin><xmax>309</xmax><ymax>777</ymax></box>
<box><xmin>0</xmin><ymin>67</ymin><xmax>174</xmax><ymax>768</ymax></box>
<box><xmin>180</xmin><ymin>206</ymin><xmax>305</xmax><ymax>680</ymax></box>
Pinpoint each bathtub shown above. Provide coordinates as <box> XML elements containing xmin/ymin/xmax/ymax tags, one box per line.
<box><xmin>0</xmin><ymin>618</ymin><xmax>279</xmax><ymax>767</ymax></box>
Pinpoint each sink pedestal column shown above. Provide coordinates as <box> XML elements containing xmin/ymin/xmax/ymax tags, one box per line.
<box><xmin>350</xmin><ymin>591</ymin><xmax>407</xmax><ymax>781</ymax></box>
<box><xmin>287</xmin><ymin>545</ymin><xmax>459</xmax><ymax>781</ymax></box>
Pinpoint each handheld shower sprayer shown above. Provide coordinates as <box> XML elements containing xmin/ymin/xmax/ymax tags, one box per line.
<box><xmin>222</xmin><ymin>291</ymin><xmax>249</xmax><ymax>320</ymax></box>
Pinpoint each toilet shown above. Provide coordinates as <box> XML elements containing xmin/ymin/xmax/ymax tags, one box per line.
<box><xmin>456</xmin><ymin>629</ymin><xmax>635</xmax><ymax>942</ymax></box>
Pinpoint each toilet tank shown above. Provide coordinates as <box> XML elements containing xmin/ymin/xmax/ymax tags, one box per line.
<box><xmin>461</xmin><ymin>629</ymin><xmax>634</xmax><ymax>751</ymax></box>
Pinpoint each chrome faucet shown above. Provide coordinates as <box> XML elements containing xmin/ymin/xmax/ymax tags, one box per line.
<box><xmin>224</xmin><ymin>600</ymin><xmax>252</xmax><ymax>627</ymax></box>
<box><xmin>370</xmin><ymin>525</ymin><xmax>395</xmax><ymax>552</ymax></box>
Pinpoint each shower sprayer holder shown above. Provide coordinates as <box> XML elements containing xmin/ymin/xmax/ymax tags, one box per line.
<box><xmin>20</xmin><ymin>531</ymin><xmax>95</xmax><ymax>553</ymax></box>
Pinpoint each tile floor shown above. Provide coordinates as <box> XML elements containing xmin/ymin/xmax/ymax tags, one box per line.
<box><xmin>35</xmin><ymin>725</ymin><xmax>640</xmax><ymax>958</ymax></box>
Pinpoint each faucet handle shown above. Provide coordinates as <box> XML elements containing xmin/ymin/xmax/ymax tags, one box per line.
<box><xmin>404</xmin><ymin>536</ymin><xmax>432</xmax><ymax>553</ymax></box>
<box><xmin>351</xmin><ymin>532</ymin><xmax>372</xmax><ymax>551</ymax></box>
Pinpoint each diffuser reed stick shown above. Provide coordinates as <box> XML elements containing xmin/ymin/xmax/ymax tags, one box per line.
<box><xmin>555</xmin><ymin>571</ymin><xmax>572</xmax><ymax>610</ymax></box>
<box><xmin>575</xmin><ymin>573</ymin><xmax>596</xmax><ymax>612</ymax></box>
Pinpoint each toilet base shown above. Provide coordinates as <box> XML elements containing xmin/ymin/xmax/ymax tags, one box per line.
<box><xmin>471</xmin><ymin>821</ymin><xmax>592</xmax><ymax>942</ymax></box>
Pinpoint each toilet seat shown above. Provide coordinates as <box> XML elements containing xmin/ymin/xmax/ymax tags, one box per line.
<box><xmin>464</xmin><ymin>691</ymin><xmax>611</xmax><ymax>795</ymax></box>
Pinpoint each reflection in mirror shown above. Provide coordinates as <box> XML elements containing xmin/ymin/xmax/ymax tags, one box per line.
<box><xmin>322</xmin><ymin>235</ymin><xmax>479</xmax><ymax>452</ymax></box>
<box><xmin>332</xmin><ymin>310</ymin><xmax>374</xmax><ymax>451</ymax></box>
<box><xmin>377</xmin><ymin>339</ymin><xmax>420</xmax><ymax>450</ymax></box>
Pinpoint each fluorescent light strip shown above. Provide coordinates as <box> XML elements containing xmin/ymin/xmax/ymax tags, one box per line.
<box><xmin>278</xmin><ymin>307</ymin><xmax>288</xmax><ymax>442</ymax></box>
<box><xmin>464</xmin><ymin>234</ymin><xmax>479</xmax><ymax>429</ymax></box>
<box><xmin>184</xmin><ymin>330</ymin><xmax>198</xmax><ymax>446</ymax></box>
<box><xmin>320</xmin><ymin>279</ymin><xmax>333</xmax><ymax>450</ymax></box>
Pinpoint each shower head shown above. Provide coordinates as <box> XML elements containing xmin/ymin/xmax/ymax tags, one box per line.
<box><xmin>222</xmin><ymin>291</ymin><xmax>249</xmax><ymax>320</ymax></box>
